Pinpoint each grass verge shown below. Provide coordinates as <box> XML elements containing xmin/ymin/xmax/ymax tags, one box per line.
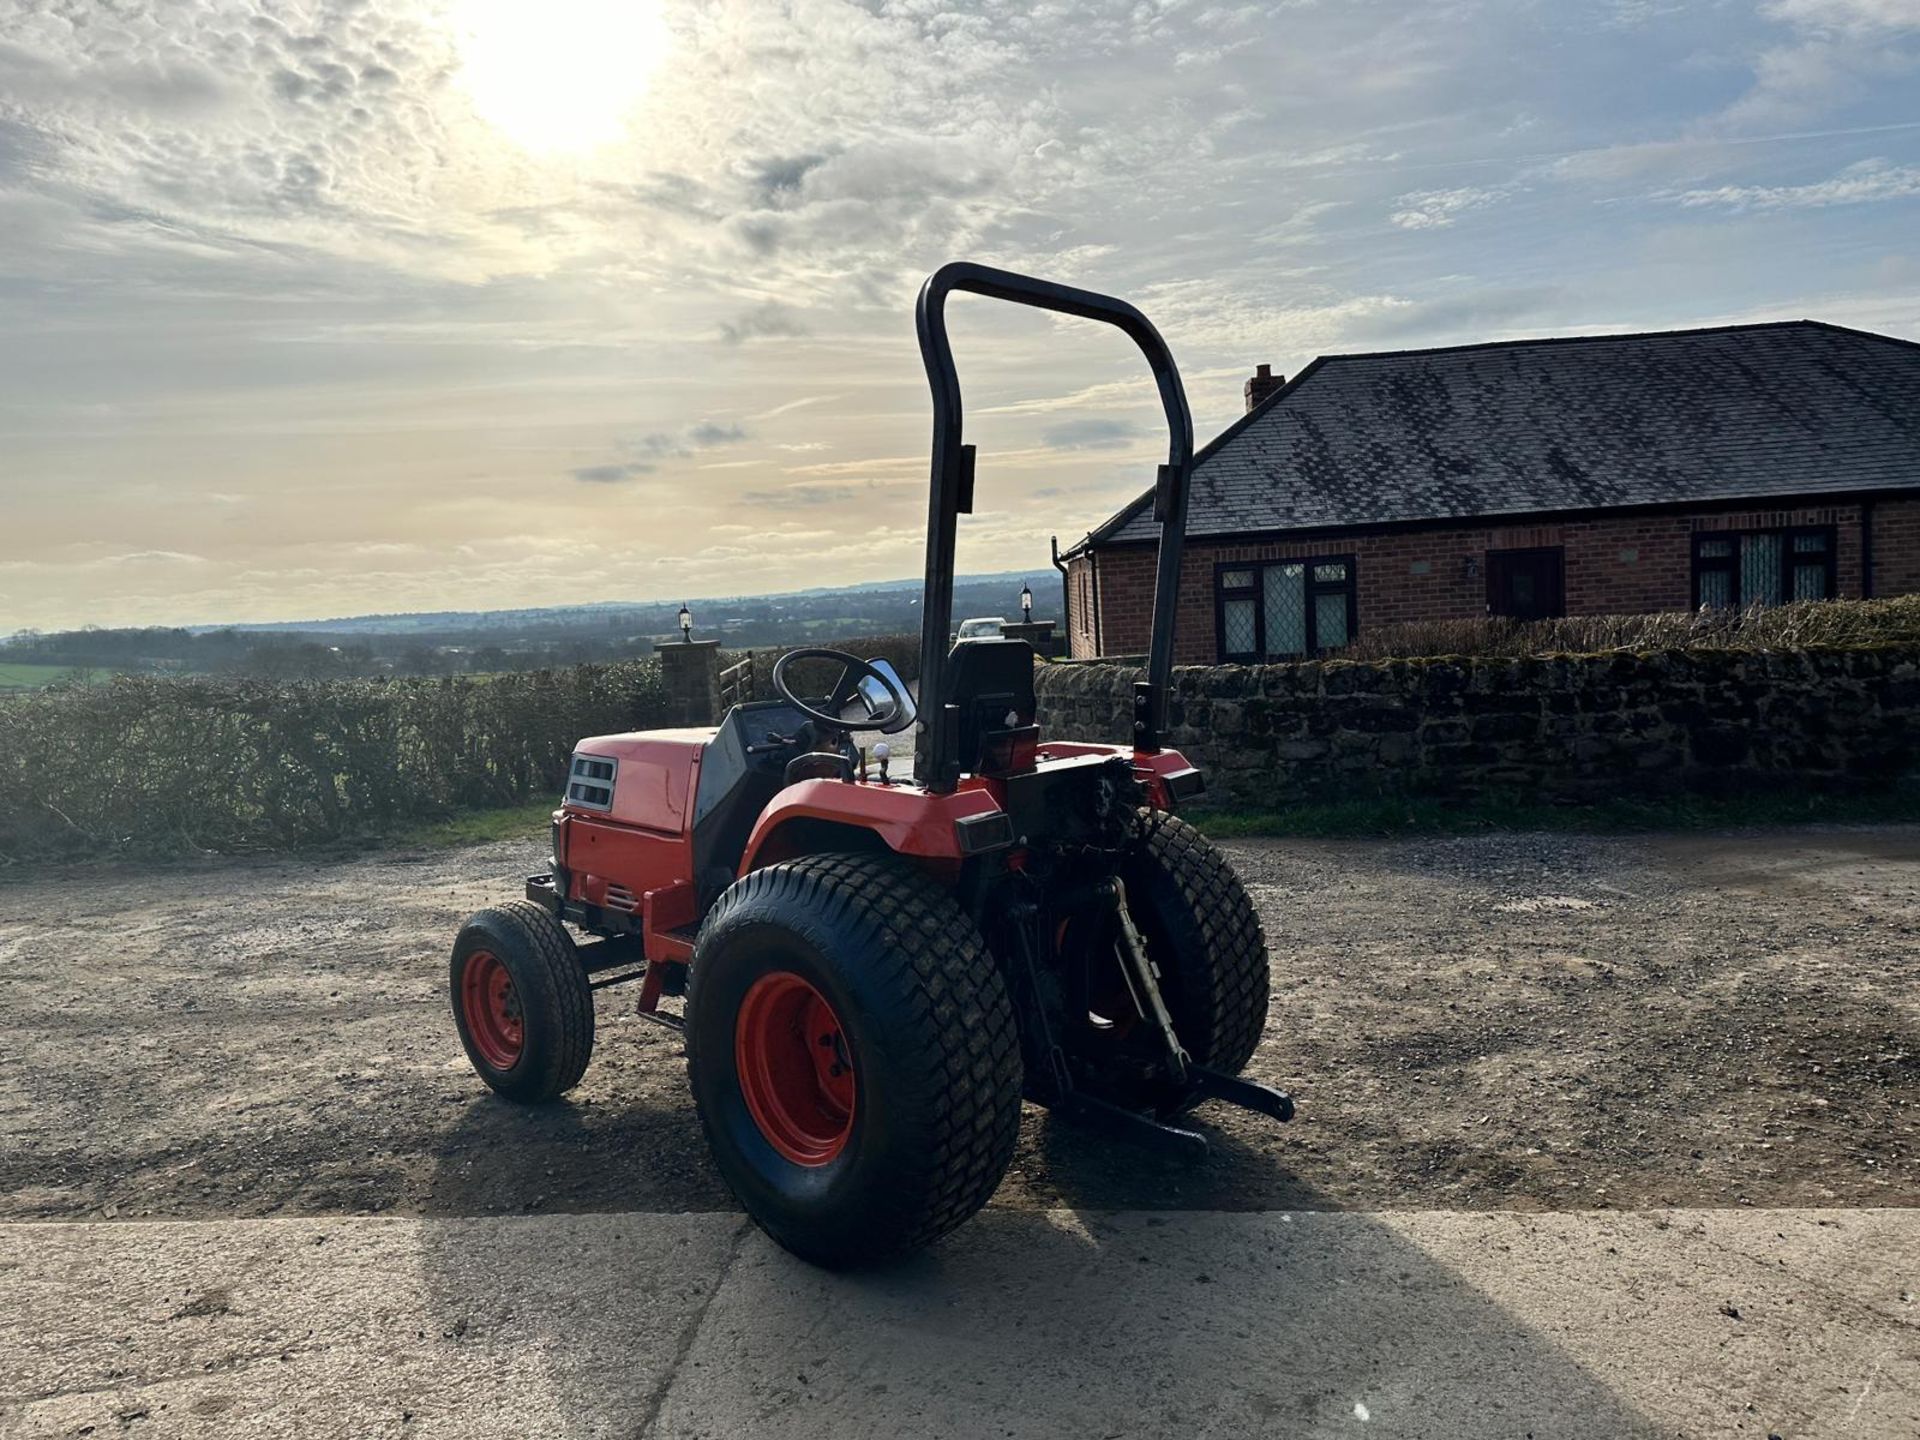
<box><xmin>1196</xmin><ymin>786</ymin><xmax>1920</xmax><ymax>840</ymax></box>
<box><xmin>386</xmin><ymin>784</ymin><xmax>1920</xmax><ymax>855</ymax></box>
<box><xmin>384</xmin><ymin>800</ymin><xmax>555</xmax><ymax>849</ymax></box>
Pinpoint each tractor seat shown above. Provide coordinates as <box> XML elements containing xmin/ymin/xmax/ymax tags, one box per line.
<box><xmin>784</xmin><ymin>751</ymin><xmax>854</xmax><ymax>786</ymax></box>
<box><xmin>943</xmin><ymin>638</ymin><xmax>1038</xmax><ymax>776</ymax></box>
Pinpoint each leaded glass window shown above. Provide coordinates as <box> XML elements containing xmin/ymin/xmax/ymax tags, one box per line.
<box><xmin>1740</xmin><ymin>533</ymin><xmax>1783</xmax><ymax>605</ymax></box>
<box><xmin>1693</xmin><ymin>527</ymin><xmax>1834</xmax><ymax>608</ymax></box>
<box><xmin>1263</xmin><ymin>564</ymin><xmax>1306</xmax><ymax>655</ymax></box>
<box><xmin>1792</xmin><ymin>563</ymin><xmax>1827</xmax><ymax>600</ymax></box>
<box><xmin>1222</xmin><ymin>598</ymin><xmax>1257</xmax><ymax>657</ymax></box>
<box><xmin>1314</xmin><ymin>593</ymin><xmax>1350</xmax><ymax>649</ymax></box>
<box><xmin>1214</xmin><ymin>556</ymin><xmax>1357</xmax><ymax>660</ymax></box>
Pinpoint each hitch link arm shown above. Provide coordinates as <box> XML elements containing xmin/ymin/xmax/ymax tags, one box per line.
<box><xmin>1102</xmin><ymin>877</ymin><xmax>1297</xmax><ymax>1124</ymax></box>
<box><xmin>1102</xmin><ymin>878</ymin><xmax>1189</xmax><ymax>1086</ymax></box>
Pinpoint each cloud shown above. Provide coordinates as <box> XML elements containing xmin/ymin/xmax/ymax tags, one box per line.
<box><xmin>1762</xmin><ymin>0</ymin><xmax>1920</xmax><ymax>37</ymax></box>
<box><xmin>751</xmin><ymin>394</ymin><xmax>839</xmax><ymax>421</ymax></box>
<box><xmin>1343</xmin><ymin>286</ymin><xmax>1564</xmax><ymax>343</ymax></box>
<box><xmin>718</xmin><ymin>303</ymin><xmax>810</xmax><ymax>344</ymax></box>
<box><xmin>743</xmin><ymin>150</ymin><xmax>835</xmax><ymax>205</ymax></box>
<box><xmin>1040</xmin><ymin>417</ymin><xmax>1143</xmax><ymax>451</ymax></box>
<box><xmin>568</xmin><ymin>419</ymin><xmax>747</xmax><ymax>482</ymax></box>
<box><xmin>976</xmin><ymin>378</ymin><xmax>1154</xmax><ymax>417</ymax></box>
<box><xmin>1388</xmin><ymin>186</ymin><xmax>1509</xmax><ymax>229</ymax></box>
<box><xmin>6</xmin><ymin>0</ymin><xmax>1920</xmax><ymax>628</ymax></box>
<box><xmin>1668</xmin><ymin>157</ymin><xmax>1920</xmax><ymax>209</ymax></box>
<box><xmin>107</xmin><ymin>549</ymin><xmax>209</xmax><ymax>566</ymax></box>
<box><xmin>570</xmin><ymin>462</ymin><xmax>654</xmax><ymax>484</ymax></box>
<box><xmin>1723</xmin><ymin>0</ymin><xmax>1920</xmax><ymax>128</ymax></box>
<box><xmin>741</xmin><ymin>483</ymin><xmax>857</xmax><ymax>508</ymax></box>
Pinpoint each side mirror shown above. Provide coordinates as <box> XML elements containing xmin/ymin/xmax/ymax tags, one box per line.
<box><xmin>860</xmin><ymin>658</ymin><xmax>916</xmax><ymax>734</ymax></box>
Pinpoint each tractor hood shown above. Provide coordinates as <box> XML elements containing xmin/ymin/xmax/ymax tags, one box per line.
<box><xmin>563</xmin><ymin>730</ymin><xmax>713</xmax><ymax>833</ymax></box>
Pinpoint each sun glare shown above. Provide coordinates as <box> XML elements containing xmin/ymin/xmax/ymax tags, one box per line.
<box><xmin>452</xmin><ymin>0</ymin><xmax>670</xmax><ymax>156</ymax></box>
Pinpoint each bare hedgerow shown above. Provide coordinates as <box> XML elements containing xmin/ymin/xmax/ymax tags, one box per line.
<box><xmin>0</xmin><ymin>662</ymin><xmax>667</xmax><ymax>862</ymax></box>
<box><xmin>731</xmin><ymin>633</ymin><xmax>921</xmax><ymax>699</ymax></box>
<box><xmin>1332</xmin><ymin>597</ymin><xmax>1920</xmax><ymax>662</ymax></box>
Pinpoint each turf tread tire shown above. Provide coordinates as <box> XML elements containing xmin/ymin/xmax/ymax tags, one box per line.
<box><xmin>1126</xmin><ymin>809</ymin><xmax>1270</xmax><ymax>1080</ymax></box>
<box><xmin>687</xmin><ymin>853</ymin><xmax>1022</xmax><ymax>1267</ymax></box>
<box><xmin>450</xmin><ymin>900</ymin><xmax>594</xmax><ymax>1103</ymax></box>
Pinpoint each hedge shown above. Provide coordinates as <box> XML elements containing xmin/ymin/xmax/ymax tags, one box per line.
<box><xmin>1336</xmin><ymin>596</ymin><xmax>1920</xmax><ymax>661</ymax></box>
<box><xmin>727</xmin><ymin>632</ymin><xmax>922</xmax><ymax>698</ymax></box>
<box><xmin>0</xmin><ymin>662</ymin><xmax>667</xmax><ymax>860</ymax></box>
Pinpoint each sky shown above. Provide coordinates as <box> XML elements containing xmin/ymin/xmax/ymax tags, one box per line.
<box><xmin>2</xmin><ymin>0</ymin><xmax>1918</xmax><ymax>631</ymax></box>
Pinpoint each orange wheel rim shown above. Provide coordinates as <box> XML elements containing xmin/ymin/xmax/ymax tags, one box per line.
<box><xmin>461</xmin><ymin>950</ymin><xmax>523</xmax><ymax>1070</ymax></box>
<box><xmin>734</xmin><ymin>971</ymin><xmax>856</xmax><ymax>1165</ymax></box>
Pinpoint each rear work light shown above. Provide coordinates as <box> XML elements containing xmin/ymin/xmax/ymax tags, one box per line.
<box><xmin>954</xmin><ymin>811</ymin><xmax>1014</xmax><ymax>855</ymax></box>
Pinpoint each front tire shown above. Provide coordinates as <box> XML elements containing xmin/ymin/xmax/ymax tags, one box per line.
<box><xmin>450</xmin><ymin>901</ymin><xmax>594</xmax><ymax>1102</ymax></box>
<box><xmin>686</xmin><ymin>854</ymin><xmax>1023</xmax><ymax>1268</ymax></box>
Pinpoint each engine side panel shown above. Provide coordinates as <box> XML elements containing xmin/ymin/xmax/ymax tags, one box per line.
<box><xmin>556</xmin><ymin>730</ymin><xmax>709</xmax><ymax>925</ymax></box>
<box><xmin>569</xmin><ymin>729</ymin><xmax>711</xmax><ymax>834</ymax></box>
<box><xmin>563</xmin><ymin>816</ymin><xmax>693</xmax><ymax>917</ymax></box>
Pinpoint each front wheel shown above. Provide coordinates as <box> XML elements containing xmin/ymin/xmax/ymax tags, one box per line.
<box><xmin>450</xmin><ymin>901</ymin><xmax>594</xmax><ymax>1102</ymax></box>
<box><xmin>686</xmin><ymin>854</ymin><xmax>1023</xmax><ymax>1268</ymax></box>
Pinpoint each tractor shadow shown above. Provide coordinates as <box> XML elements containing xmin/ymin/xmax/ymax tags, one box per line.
<box><xmin>408</xmin><ymin>1182</ymin><xmax>1663</xmax><ymax>1438</ymax></box>
<box><xmin>418</xmin><ymin>1056</ymin><xmax>732</xmax><ymax>1220</ymax></box>
<box><xmin>1009</xmin><ymin>1101</ymin><xmax>1320</xmax><ymax>1213</ymax></box>
<box><xmin>411</xmin><ymin>1094</ymin><xmax>1662</xmax><ymax>1437</ymax></box>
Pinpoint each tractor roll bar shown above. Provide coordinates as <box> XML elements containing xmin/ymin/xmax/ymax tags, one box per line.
<box><xmin>913</xmin><ymin>261</ymin><xmax>1195</xmax><ymax>790</ymax></box>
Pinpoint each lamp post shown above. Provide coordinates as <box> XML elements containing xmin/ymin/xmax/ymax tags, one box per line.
<box><xmin>678</xmin><ymin>602</ymin><xmax>692</xmax><ymax>643</ymax></box>
<box><xmin>1020</xmin><ymin>583</ymin><xmax>1033</xmax><ymax>622</ymax></box>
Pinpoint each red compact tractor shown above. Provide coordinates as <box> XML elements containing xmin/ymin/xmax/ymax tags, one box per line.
<box><xmin>449</xmin><ymin>263</ymin><xmax>1291</xmax><ymax>1266</ymax></box>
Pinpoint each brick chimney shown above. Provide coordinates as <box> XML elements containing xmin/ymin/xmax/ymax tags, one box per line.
<box><xmin>1244</xmin><ymin>363</ymin><xmax>1284</xmax><ymax>412</ymax></box>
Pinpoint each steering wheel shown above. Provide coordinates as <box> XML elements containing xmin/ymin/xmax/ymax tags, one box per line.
<box><xmin>771</xmin><ymin>648</ymin><xmax>912</xmax><ymax>734</ymax></box>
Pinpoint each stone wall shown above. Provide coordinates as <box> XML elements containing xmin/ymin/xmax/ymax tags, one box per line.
<box><xmin>1033</xmin><ymin>645</ymin><xmax>1920</xmax><ymax>806</ymax></box>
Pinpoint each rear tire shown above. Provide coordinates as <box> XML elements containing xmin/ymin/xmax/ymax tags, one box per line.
<box><xmin>687</xmin><ymin>853</ymin><xmax>1023</xmax><ymax>1268</ymax></box>
<box><xmin>1120</xmin><ymin>809</ymin><xmax>1271</xmax><ymax>1111</ymax></box>
<box><xmin>451</xmin><ymin>901</ymin><xmax>594</xmax><ymax>1103</ymax></box>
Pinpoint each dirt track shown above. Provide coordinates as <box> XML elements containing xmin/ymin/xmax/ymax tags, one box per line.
<box><xmin>3</xmin><ymin>825</ymin><xmax>1916</xmax><ymax>1222</ymax></box>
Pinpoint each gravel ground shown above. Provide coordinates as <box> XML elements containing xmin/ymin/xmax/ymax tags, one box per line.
<box><xmin>2</xmin><ymin>825</ymin><xmax>1915</xmax><ymax>1222</ymax></box>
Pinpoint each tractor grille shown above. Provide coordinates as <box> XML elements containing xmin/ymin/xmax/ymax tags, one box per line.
<box><xmin>605</xmin><ymin>884</ymin><xmax>638</xmax><ymax>913</ymax></box>
<box><xmin>566</xmin><ymin>753</ymin><xmax>617</xmax><ymax>811</ymax></box>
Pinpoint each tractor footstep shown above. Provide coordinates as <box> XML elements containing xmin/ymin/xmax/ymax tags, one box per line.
<box><xmin>1187</xmin><ymin>1066</ymin><xmax>1296</xmax><ymax>1124</ymax></box>
<box><xmin>1058</xmin><ymin>1093</ymin><xmax>1210</xmax><ymax>1161</ymax></box>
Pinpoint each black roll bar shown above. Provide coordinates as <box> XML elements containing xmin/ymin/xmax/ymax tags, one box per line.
<box><xmin>913</xmin><ymin>261</ymin><xmax>1194</xmax><ymax>790</ymax></box>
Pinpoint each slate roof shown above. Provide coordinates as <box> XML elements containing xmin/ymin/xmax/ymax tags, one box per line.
<box><xmin>1082</xmin><ymin>320</ymin><xmax>1920</xmax><ymax>550</ymax></box>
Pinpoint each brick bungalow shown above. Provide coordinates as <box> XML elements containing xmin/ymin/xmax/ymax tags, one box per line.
<box><xmin>1059</xmin><ymin>320</ymin><xmax>1920</xmax><ymax>664</ymax></box>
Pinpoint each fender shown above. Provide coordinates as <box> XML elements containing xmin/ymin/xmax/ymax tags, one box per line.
<box><xmin>738</xmin><ymin>777</ymin><xmax>1005</xmax><ymax>872</ymax></box>
<box><xmin>1032</xmin><ymin>743</ymin><xmax>1205</xmax><ymax>810</ymax></box>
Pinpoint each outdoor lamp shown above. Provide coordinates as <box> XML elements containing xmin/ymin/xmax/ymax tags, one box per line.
<box><xmin>678</xmin><ymin>603</ymin><xmax>692</xmax><ymax>642</ymax></box>
<box><xmin>1020</xmin><ymin>583</ymin><xmax>1033</xmax><ymax>620</ymax></box>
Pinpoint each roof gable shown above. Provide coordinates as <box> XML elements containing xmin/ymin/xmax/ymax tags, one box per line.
<box><xmin>1090</xmin><ymin>320</ymin><xmax>1920</xmax><ymax>548</ymax></box>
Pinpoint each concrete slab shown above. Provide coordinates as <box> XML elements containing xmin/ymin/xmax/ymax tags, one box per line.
<box><xmin>0</xmin><ymin>1213</ymin><xmax>745</xmax><ymax>1440</ymax></box>
<box><xmin>3</xmin><ymin>1208</ymin><xmax>1914</xmax><ymax>1439</ymax></box>
<box><xmin>660</xmin><ymin>1208</ymin><xmax>1919</xmax><ymax>1439</ymax></box>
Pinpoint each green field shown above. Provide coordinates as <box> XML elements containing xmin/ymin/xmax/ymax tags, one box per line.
<box><xmin>0</xmin><ymin>663</ymin><xmax>95</xmax><ymax>689</ymax></box>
